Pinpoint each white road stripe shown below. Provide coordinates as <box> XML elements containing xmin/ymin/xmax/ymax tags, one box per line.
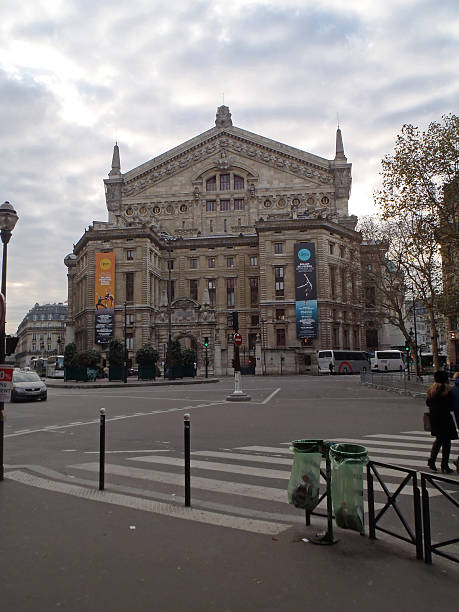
<box><xmin>193</xmin><ymin>450</ymin><xmax>293</xmax><ymax>465</ymax></box>
<box><xmin>70</xmin><ymin>462</ymin><xmax>289</xmax><ymax>502</ymax></box>
<box><xmin>6</xmin><ymin>470</ymin><xmax>288</xmax><ymax>535</ymax></box>
<box><xmin>129</xmin><ymin>456</ymin><xmax>290</xmax><ymax>479</ymax></box>
<box><xmin>72</xmin><ymin>459</ymin><xmax>435</xmax><ymax>496</ymax></box>
<box><xmin>366</xmin><ymin>434</ymin><xmax>434</xmax><ymax>442</ymax></box>
<box><xmin>262</xmin><ymin>388</ymin><xmax>281</xmax><ymax>404</ymax></box>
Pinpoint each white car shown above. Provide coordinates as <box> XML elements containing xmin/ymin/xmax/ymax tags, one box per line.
<box><xmin>11</xmin><ymin>370</ymin><xmax>47</xmax><ymax>402</ymax></box>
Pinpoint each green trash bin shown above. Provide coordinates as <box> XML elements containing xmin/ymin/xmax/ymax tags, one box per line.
<box><xmin>288</xmin><ymin>439</ymin><xmax>323</xmax><ymax>511</ymax></box>
<box><xmin>330</xmin><ymin>443</ymin><xmax>368</xmax><ymax>534</ymax></box>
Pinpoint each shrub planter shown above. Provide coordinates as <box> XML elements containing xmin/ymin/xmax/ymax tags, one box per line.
<box><xmin>65</xmin><ymin>366</ymin><xmax>89</xmax><ymax>382</ymax></box>
<box><xmin>138</xmin><ymin>364</ymin><xmax>156</xmax><ymax>380</ymax></box>
<box><xmin>109</xmin><ymin>365</ymin><xmax>124</xmax><ymax>381</ymax></box>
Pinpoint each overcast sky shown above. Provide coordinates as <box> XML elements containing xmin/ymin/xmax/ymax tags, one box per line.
<box><xmin>1</xmin><ymin>0</ymin><xmax>458</xmax><ymax>333</ymax></box>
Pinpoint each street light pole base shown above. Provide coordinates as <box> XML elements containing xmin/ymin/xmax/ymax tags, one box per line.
<box><xmin>226</xmin><ymin>393</ymin><xmax>252</xmax><ymax>402</ymax></box>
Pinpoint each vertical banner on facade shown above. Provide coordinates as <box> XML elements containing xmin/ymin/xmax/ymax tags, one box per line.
<box><xmin>295</xmin><ymin>242</ymin><xmax>318</xmax><ymax>338</ymax></box>
<box><xmin>94</xmin><ymin>252</ymin><xmax>115</xmax><ymax>344</ymax></box>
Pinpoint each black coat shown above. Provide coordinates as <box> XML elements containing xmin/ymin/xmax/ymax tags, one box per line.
<box><xmin>426</xmin><ymin>391</ymin><xmax>458</xmax><ymax>441</ymax></box>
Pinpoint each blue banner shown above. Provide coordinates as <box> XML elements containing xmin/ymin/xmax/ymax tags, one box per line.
<box><xmin>294</xmin><ymin>242</ymin><xmax>318</xmax><ymax>338</ymax></box>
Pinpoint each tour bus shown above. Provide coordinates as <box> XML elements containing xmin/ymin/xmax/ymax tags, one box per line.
<box><xmin>30</xmin><ymin>356</ymin><xmax>48</xmax><ymax>377</ymax></box>
<box><xmin>46</xmin><ymin>355</ymin><xmax>65</xmax><ymax>378</ymax></box>
<box><xmin>316</xmin><ymin>350</ymin><xmax>370</xmax><ymax>375</ymax></box>
<box><xmin>370</xmin><ymin>350</ymin><xmax>405</xmax><ymax>372</ymax></box>
<box><xmin>419</xmin><ymin>353</ymin><xmax>447</xmax><ymax>373</ymax></box>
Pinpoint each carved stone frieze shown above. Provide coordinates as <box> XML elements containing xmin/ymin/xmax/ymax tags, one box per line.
<box><xmin>121</xmin><ymin>133</ymin><xmax>334</xmax><ymax>198</ymax></box>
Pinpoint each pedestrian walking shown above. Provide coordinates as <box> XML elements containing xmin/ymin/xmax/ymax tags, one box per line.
<box><xmin>451</xmin><ymin>371</ymin><xmax>459</xmax><ymax>474</ymax></box>
<box><xmin>426</xmin><ymin>370</ymin><xmax>458</xmax><ymax>474</ymax></box>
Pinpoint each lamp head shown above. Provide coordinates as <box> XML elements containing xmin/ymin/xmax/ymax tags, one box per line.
<box><xmin>0</xmin><ymin>201</ymin><xmax>19</xmax><ymax>233</ymax></box>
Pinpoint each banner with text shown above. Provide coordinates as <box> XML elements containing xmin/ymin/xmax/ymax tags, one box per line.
<box><xmin>294</xmin><ymin>242</ymin><xmax>318</xmax><ymax>339</ymax></box>
<box><xmin>94</xmin><ymin>252</ymin><xmax>115</xmax><ymax>344</ymax></box>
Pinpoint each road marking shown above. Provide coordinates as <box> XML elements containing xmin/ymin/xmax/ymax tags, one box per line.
<box><xmin>6</xmin><ymin>401</ymin><xmax>227</xmax><ymax>438</ymax></box>
<box><xmin>193</xmin><ymin>450</ymin><xmax>292</xmax><ymax>465</ymax></box>
<box><xmin>70</xmin><ymin>462</ymin><xmax>289</xmax><ymax>502</ymax></box>
<box><xmin>6</xmin><ymin>470</ymin><xmax>288</xmax><ymax>535</ymax></box>
<box><xmin>83</xmin><ymin>449</ymin><xmax>171</xmax><ymax>454</ymax></box>
<box><xmin>130</xmin><ymin>456</ymin><xmax>290</xmax><ymax>479</ymax></box>
<box><xmin>262</xmin><ymin>388</ymin><xmax>281</xmax><ymax>404</ymax></box>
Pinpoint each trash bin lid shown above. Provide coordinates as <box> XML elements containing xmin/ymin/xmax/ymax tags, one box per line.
<box><xmin>330</xmin><ymin>442</ymin><xmax>368</xmax><ymax>459</ymax></box>
<box><xmin>290</xmin><ymin>439</ymin><xmax>323</xmax><ymax>453</ymax></box>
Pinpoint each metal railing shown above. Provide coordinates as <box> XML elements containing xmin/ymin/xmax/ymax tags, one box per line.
<box><xmin>367</xmin><ymin>460</ymin><xmax>423</xmax><ymax>560</ymax></box>
<box><xmin>361</xmin><ymin>371</ymin><xmax>431</xmax><ymax>395</ymax></box>
<box><xmin>421</xmin><ymin>472</ymin><xmax>459</xmax><ymax>565</ymax></box>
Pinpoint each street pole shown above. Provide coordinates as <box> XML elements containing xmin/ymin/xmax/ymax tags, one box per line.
<box><xmin>205</xmin><ymin>344</ymin><xmax>208</xmax><ymax>378</ymax></box>
<box><xmin>166</xmin><ymin>237</ymin><xmax>174</xmax><ymax>381</ymax></box>
<box><xmin>0</xmin><ymin>201</ymin><xmax>19</xmax><ymax>482</ymax></box>
<box><xmin>413</xmin><ymin>296</ymin><xmax>420</xmax><ymax>377</ymax></box>
<box><xmin>123</xmin><ymin>301</ymin><xmax>127</xmax><ymax>383</ymax></box>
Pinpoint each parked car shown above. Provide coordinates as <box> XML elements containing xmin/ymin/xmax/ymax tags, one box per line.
<box><xmin>11</xmin><ymin>370</ymin><xmax>47</xmax><ymax>402</ymax></box>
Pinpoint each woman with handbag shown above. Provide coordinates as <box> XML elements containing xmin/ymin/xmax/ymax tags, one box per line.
<box><xmin>426</xmin><ymin>370</ymin><xmax>457</xmax><ymax>473</ymax></box>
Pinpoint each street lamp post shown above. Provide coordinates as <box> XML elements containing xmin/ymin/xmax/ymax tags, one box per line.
<box><xmin>123</xmin><ymin>301</ymin><xmax>127</xmax><ymax>383</ymax></box>
<box><xmin>0</xmin><ymin>201</ymin><xmax>19</xmax><ymax>482</ymax></box>
<box><xmin>161</xmin><ymin>233</ymin><xmax>175</xmax><ymax>381</ymax></box>
<box><xmin>412</xmin><ymin>296</ymin><xmax>420</xmax><ymax>377</ymax></box>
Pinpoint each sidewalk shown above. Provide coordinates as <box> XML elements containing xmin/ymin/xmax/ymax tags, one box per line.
<box><xmin>44</xmin><ymin>376</ymin><xmax>220</xmax><ymax>389</ymax></box>
<box><xmin>1</xmin><ymin>475</ymin><xmax>457</xmax><ymax>612</ymax></box>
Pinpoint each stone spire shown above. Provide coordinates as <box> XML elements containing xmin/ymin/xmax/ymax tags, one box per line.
<box><xmin>215</xmin><ymin>105</ymin><xmax>232</xmax><ymax>128</ymax></box>
<box><xmin>335</xmin><ymin>127</ymin><xmax>347</xmax><ymax>162</ymax></box>
<box><xmin>109</xmin><ymin>142</ymin><xmax>121</xmax><ymax>177</ymax></box>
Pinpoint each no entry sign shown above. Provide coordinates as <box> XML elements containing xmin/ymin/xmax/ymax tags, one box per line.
<box><xmin>234</xmin><ymin>333</ymin><xmax>242</xmax><ymax>347</ymax></box>
<box><xmin>0</xmin><ymin>364</ymin><xmax>13</xmax><ymax>402</ymax></box>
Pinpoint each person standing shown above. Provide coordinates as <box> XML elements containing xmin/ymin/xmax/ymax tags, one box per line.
<box><xmin>426</xmin><ymin>370</ymin><xmax>457</xmax><ymax>474</ymax></box>
<box><xmin>451</xmin><ymin>372</ymin><xmax>459</xmax><ymax>474</ymax></box>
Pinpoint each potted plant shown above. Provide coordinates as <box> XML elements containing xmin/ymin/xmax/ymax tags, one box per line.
<box><xmin>63</xmin><ymin>342</ymin><xmax>83</xmax><ymax>381</ymax></box>
<box><xmin>108</xmin><ymin>339</ymin><xmax>125</xmax><ymax>381</ymax></box>
<box><xmin>77</xmin><ymin>349</ymin><xmax>101</xmax><ymax>381</ymax></box>
<box><xmin>136</xmin><ymin>344</ymin><xmax>159</xmax><ymax>380</ymax></box>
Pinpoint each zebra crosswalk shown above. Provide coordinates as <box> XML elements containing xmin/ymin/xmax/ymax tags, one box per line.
<box><xmin>7</xmin><ymin>431</ymin><xmax>459</xmax><ymax>535</ymax></box>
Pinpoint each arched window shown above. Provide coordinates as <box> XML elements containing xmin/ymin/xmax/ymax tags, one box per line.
<box><xmin>234</xmin><ymin>175</ymin><xmax>244</xmax><ymax>190</ymax></box>
<box><xmin>206</xmin><ymin>176</ymin><xmax>217</xmax><ymax>191</ymax></box>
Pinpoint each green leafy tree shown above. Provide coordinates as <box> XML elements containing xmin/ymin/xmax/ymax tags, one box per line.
<box><xmin>136</xmin><ymin>344</ymin><xmax>159</xmax><ymax>366</ymax></box>
<box><xmin>108</xmin><ymin>339</ymin><xmax>125</xmax><ymax>366</ymax></box>
<box><xmin>77</xmin><ymin>349</ymin><xmax>101</xmax><ymax>368</ymax></box>
<box><xmin>63</xmin><ymin>342</ymin><xmax>78</xmax><ymax>368</ymax></box>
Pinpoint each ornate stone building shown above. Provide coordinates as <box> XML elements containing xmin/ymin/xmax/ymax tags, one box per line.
<box><xmin>65</xmin><ymin>106</ymin><xmax>371</xmax><ymax>375</ymax></box>
<box><xmin>15</xmin><ymin>302</ymin><xmax>67</xmax><ymax>368</ymax></box>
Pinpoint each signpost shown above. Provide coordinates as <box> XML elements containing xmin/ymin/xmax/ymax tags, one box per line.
<box><xmin>0</xmin><ymin>365</ymin><xmax>13</xmax><ymax>402</ymax></box>
<box><xmin>227</xmin><ymin>332</ymin><xmax>251</xmax><ymax>402</ymax></box>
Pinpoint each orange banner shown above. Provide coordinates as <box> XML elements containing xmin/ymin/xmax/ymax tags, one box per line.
<box><xmin>95</xmin><ymin>252</ymin><xmax>115</xmax><ymax>309</ymax></box>
<box><xmin>94</xmin><ymin>252</ymin><xmax>115</xmax><ymax>344</ymax></box>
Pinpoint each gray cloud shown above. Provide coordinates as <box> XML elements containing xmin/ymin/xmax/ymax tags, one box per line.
<box><xmin>0</xmin><ymin>0</ymin><xmax>458</xmax><ymax>332</ymax></box>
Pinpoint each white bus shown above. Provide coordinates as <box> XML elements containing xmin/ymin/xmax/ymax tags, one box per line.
<box><xmin>46</xmin><ymin>355</ymin><xmax>65</xmax><ymax>378</ymax></box>
<box><xmin>317</xmin><ymin>350</ymin><xmax>370</xmax><ymax>375</ymax></box>
<box><xmin>370</xmin><ymin>350</ymin><xmax>405</xmax><ymax>372</ymax></box>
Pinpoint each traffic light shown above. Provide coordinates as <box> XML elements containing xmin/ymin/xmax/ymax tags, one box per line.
<box><xmin>404</xmin><ymin>341</ymin><xmax>410</xmax><ymax>353</ymax></box>
<box><xmin>6</xmin><ymin>336</ymin><xmax>19</xmax><ymax>356</ymax></box>
<box><xmin>204</xmin><ymin>337</ymin><xmax>209</xmax><ymax>347</ymax></box>
<box><xmin>232</xmin><ymin>311</ymin><xmax>239</xmax><ymax>331</ymax></box>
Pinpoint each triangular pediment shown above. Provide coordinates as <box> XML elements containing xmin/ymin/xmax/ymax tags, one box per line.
<box><xmin>121</xmin><ymin>126</ymin><xmax>334</xmax><ymax>198</ymax></box>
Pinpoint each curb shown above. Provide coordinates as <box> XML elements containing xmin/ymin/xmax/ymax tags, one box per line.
<box><xmin>362</xmin><ymin>382</ymin><xmax>426</xmax><ymax>399</ymax></box>
<box><xmin>45</xmin><ymin>378</ymin><xmax>220</xmax><ymax>389</ymax></box>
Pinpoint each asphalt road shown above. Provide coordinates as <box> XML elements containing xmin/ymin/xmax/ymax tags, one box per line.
<box><xmin>2</xmin><ymin>375</ymin><xmax>458</xmax><ymax>611</ymax></box>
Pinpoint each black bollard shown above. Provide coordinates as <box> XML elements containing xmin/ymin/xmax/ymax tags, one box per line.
<box><xmin>184</xmin><ymin>413</ymin><xmax>191</xmax><ymax>507</ymax></box>
<box><xmin>99</xmin><ymin>408</ymin><xmax>105</xmax><ymax>491</ymax></box>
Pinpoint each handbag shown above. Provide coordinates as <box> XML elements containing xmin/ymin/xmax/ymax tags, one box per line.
<box><xmin>423</xmin><ymin>412</ymin><xmax>431</xmax><ymax>432</ymax></box>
